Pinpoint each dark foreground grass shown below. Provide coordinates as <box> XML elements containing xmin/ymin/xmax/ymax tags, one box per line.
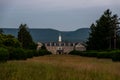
<box><xmin>0</xmin><ymin>55</ymin><xmax>120</xmax><ymax>80</ymax></box>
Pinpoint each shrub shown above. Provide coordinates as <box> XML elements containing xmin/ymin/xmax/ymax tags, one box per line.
<box><xmin>27</xmin><ymin>43</ymin><xmax>37</xmax><ymax>50</ymax></box>
<box><xmin>3</xmin><ymin>35</ymin><xmax>21</xmax><ymax>48</ymax></box>
<box><xmin>83</xmin><ymin>51</ymin><xmax>97</xmax><ymax>57</ymax></box>
<box><xmin>0</xmin><ymin>48</ymin><xmax>9</xmax><ymax>62</ymax></box>
<box><xmin>41</xmin><ymin>45</ymin><xmax>47</xmax><ymax>50</ymax></box>
<box><xmin>97</xmin><ymin>52</ymin><xmax>113</xmax><ymax>59</ymax></box>
<box><xmin>70</xmin><ymin>50</ymin><xmax>98</xmax><ymax>57</ymax></box>
<box><xmin>69</xmin><ymin>50</ymin><xmax>80</xmax><ymax>55</ymax></box>
<box><xmin>25</xmin><ymin>50</ymin><xmax>34</xmax><ymax>58</ymax></box>
<box><xmin>38</xmin><ymin>50</ymin><xmax>52</xmax><ymax>56</ymax></box>
<box><xmin>38</xmin><ymin>50</ymin><xmax>45</xmax><ymax>56</ymax></box>
<box><xmin>112</xmin><ymin>50</ymin><xmax>120</xmax><ymax>61</ymax></box>
<box><xmin>45</xmin><ymin>50</ymin><xmax>52</xmax><ymax>55</ymax></box>
<box><xmin>34</xmin><ymin>50</ymin><xmax>39</xmax><ymax>56</ymax></box>
<box><xmin>9</xmin><ymin>48</ymin><xmax>27</xmax><ymax>60</ymax></box>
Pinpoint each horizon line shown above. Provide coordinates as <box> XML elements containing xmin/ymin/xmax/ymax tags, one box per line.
<box><xmin>1</xmin><ymin>27</ymin><xmax>89</xmax><ymax>32</ymax></box>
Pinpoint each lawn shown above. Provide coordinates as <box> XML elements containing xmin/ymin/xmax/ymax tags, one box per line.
<box><xmin>0</xmin><ymin>55</ymin><xmax>120</xmax><ymax>80</ymax></box>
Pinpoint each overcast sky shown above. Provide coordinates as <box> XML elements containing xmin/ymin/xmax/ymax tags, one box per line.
<box><xmin>0</xmin><ymin>0</ymin><xmax>120</xmax><ymax>31</ymax></box>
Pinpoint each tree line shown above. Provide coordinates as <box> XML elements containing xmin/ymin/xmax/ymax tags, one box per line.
<box><xmin>86</xmin><ymin>9</ymin><xmax>120</xmax><ymax>50</ymax></box>
<box><xmin>0</xmin><ymin>24</ymin><xmax>36</xmax><ymax>49</ymax></box>
<box><xmin>70</xmin><ymin>9</ymin><xmax>120</xmax><ymax>61</ymax></box>
<box><xmin>0</xmin><ymin>24</ymin><xmax>51</xmax><ymax>62</ymax></box>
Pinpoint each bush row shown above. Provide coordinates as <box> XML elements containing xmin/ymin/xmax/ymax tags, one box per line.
<box><xmin>0</xmin><ymin>48</ymin><xmax>9</xmax><ymax>62</ymax></box>
<box><xmin>69</xmin><ymin>50</ymin><xmax>120</xmax><ymax>61</ymax></box>
<box><xmin>0</xmin><ymin>47</ymin><xmax>52</xmax><ymax>62</ymax></box>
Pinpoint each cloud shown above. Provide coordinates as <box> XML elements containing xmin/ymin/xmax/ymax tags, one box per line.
<box><xmin>5</xmin><ymin>0</ymin><xmax>120</xmax><ymax>11</ymax></box>
<box><xmin>0</xmin><ymin>0</ymin><xmax>120</xmax><ymax>31</ymax></box>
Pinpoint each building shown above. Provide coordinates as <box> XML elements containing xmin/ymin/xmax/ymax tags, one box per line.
<box><xmin>37</xmin><ymin>34</ymin><xmax>86</xmax><ymax>54</ymax></box>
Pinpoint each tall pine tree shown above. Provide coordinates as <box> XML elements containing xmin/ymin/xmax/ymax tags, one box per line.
<box><xmin>18</xmin><ymin>24</ymin><xmax>36</xmax><ymax>49</ymax></box>
<box><xmin>87</xmin><ymin>9</ymin><xmax>120</xmax><ymax>50</ymax></box>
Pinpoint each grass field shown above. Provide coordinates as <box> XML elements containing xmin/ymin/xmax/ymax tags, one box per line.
<box><xmin>0</xmin><ymin>55</ymin><xmax>120</xmax><ymax>80</ymax></box>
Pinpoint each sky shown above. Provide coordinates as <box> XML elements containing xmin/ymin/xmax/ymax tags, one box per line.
<box><xmin>0</xmin><ymin>0</ymin><xmax>120</xmax><ymax>31</ymax></box>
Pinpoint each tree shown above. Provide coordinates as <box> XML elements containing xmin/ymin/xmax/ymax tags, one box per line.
<box><xmin>111</xmin><ymin>14</ymin><xmax>120</xmax><ymax>49</ymax></box>
<box><xmin>3</xmin><ymin>35</ymin><xmax>21</xmax><ymax>48</ymax></box>
<box><xmin>86</xmin><ymin>23</ymin><xmax>97</xmax><ymax>49</ymax></box>
<box><xmin>0</xmin><ymin>28</ymin><xmax>3</xmax><ymax>34</ymax></box>
<box><xmin>87</xmin><ymin>9</ymin><xmax>120</xmax><ymax>50</ymax></box>
<box><xmin>0</xmin><ymin>34</ymin><xmax>21</xmax><ymax>48</ymax></box>
<box><xmin>41</xmin><ymin>44</ymin><xmax>47</xmax><ymax>50</ymax></box>
<box><xmin>18</xmin><ymin>24</ymin><xmax>36</xmax><ymax>49</ymax></box>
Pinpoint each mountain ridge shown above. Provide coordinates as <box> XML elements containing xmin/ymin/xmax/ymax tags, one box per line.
<box><xmin>2</xmin><ymin>28</ymin><xmax>90</xmax><ymax>43</ymax></box>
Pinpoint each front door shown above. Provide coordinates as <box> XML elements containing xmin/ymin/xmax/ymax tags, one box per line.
<box><xmin>57</xmin><ymin>47</ymin><xmax>63</xmax><ymax>54</ymax></box>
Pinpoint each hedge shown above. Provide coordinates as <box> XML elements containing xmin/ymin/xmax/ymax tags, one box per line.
<box><xmin>9</xmin><ymin>48</ymin><xmax>27</xmax><ymax>60</ymax></box>
<box><xmin>25</xmin><ymin>50</ymin><xmax>34</xmax><ymax>58</ymax></box>
<box><xmin>97</xmin><ymin>52</ymin><xmax>113</xmax><ymax>59</ymax></box>
<box><xmin>69</xmin><ymin>50</ymin><xmax>82</xmax><ymax>55</ymax></box>
<box><xmin>69</xmin><ymin>50</ymin><xmax>97</xmax><ymax>57</ymax></box>
<box><xmin>83</xmin><ymin>51</ymin><xmax>97</xmax><ymax>57</ymax></box>
<box><xmin>38</xmin><ymin>50</ymin><xmax>52</xmax><ymax>56</ymax></box>
<box><xmin>112</xmin><ymin>50</ymin><xmax>120</xmax><ymax>61</ymax></box>
<box><xmin>0</xmin><ymin>48</ymin><xmax>9</xmax><ymax>62</ymax></box>
<box><xmin>69</xmin><ymin>50</ymin><xmax>120</xmax><ymax>62</ymax></box>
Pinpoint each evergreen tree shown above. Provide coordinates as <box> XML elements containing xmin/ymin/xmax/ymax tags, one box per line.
<box><xmin>111</xmin><ymin>14</ymin><xmax>120</xmax><ymax>49</ymax></box>
<box><xmin>0</xmin><ymin>28</ymin><xmax>3</xmax><ymax>34</ymax></box>
<box><xmin>86</xmin><ymin>23</ymin><xmax>97</xmax><ymax>49</ymax></box>
<box><xmin>18</xmin><ymin>24</ymin><xmax>36</xmax><ymax>49</ymax></box>
<box><xmin>87</xmin><ymin>9</ymin><xmax>120</xmax><ymax>50</ymax></box>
